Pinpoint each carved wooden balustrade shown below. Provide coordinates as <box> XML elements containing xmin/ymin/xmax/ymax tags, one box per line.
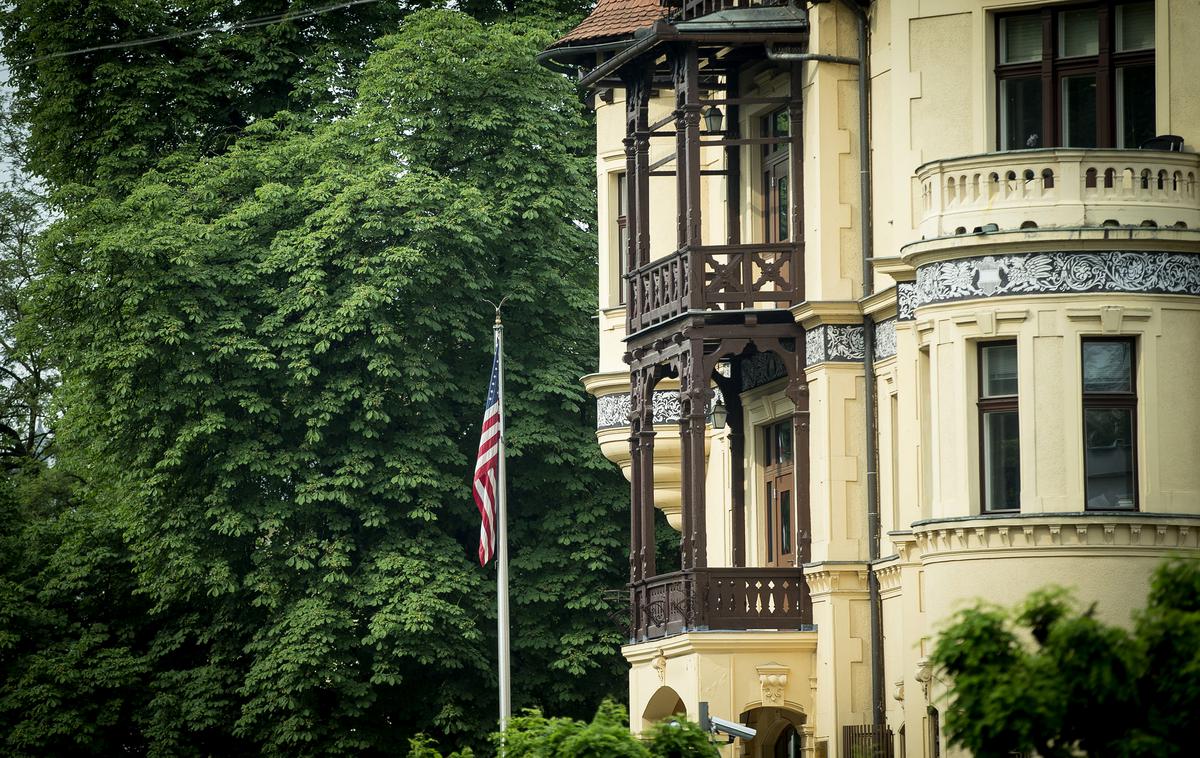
<box><xmin>632</xmin><ymin>566</ymin><xmax>813</xmax><ymax>642</ymax></box>
<box><xmin>628</xmin><ymin>243</ymin><xmax>802</xmax><ymax>333</ymax></box>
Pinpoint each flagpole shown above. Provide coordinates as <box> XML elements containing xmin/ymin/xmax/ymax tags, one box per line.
<box><xmin>494</xmin><ymin>308</ymin><xmax>512</xmax><ymax>734</ymax></box>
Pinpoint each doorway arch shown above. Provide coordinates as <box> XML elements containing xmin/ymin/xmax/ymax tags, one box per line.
<box><xmin>642</xmin><ymin>686</ymin><xmax>687</xmax><ymax>731</ymax></box>
<box><xmin>740</xmin><ymin>704</ymin><xmax>807</xmax><ymax>758</ymax></box>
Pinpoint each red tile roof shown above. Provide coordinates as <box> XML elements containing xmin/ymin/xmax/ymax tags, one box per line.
<box><xmin>553</xmin><ymin>0</ymin><xmax>668</xmax><ymax>47</ymax></box>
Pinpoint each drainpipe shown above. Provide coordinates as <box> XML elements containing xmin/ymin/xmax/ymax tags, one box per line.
<box><xmin>844</xmin><ymin>0</ymin><xmax>886</xmax><ymax>737</ymax></box>
<box><xmin>776</xmin><ymin>0</ymin><xmax>884</xmax><ymax>734</ymax></box>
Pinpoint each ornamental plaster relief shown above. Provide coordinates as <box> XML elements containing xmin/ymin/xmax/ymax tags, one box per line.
<box><xmin>915</xmin><ymin>251</ymin><xmax>1200</xmax><ymax>309</ymax></box>
<box><xmin>805</xmin><ymin>324</ymin><xmax>865</xmax><ymax>366</ymax></box>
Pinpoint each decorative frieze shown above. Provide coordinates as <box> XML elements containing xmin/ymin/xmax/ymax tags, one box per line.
<box><xmin>874</xmin><ymin>318</ymin><xmax>897</xmax><ymax>361</ymax></box>
<box><xmin>915</xmin><ymin>251</ymin><xmax>1200</xmax><ymax>309</ymax></box>
<box><xmin>596</xmin><ymin>388</ymin><xmax>725</xmax><ymax>429</ymax></box>
<box><xmin>740</xmin><ymin>350</ymin><xmax>788</xmax><ymax>391</ymax></box>
<box><xmin>805</xmin><ymin>324</ymin><xmax>865</xmax><ymax>366</ymax></box>
<box><xmin>896</xmin><ymin>281</ymin><xmax>918</xmax><ymax>321</ymax></box>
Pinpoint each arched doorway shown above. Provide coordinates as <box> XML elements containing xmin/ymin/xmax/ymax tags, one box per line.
<box><xmin>642</xmin><ymin>686</ymin><xmax>687</xmax><ymax>731</ymax></box>
<box><xmin>740</xmin><ymin>705</ymin><xmax>807</xmax><ymax>758</ymax></box>
<box><xmin>773</xmin><ymin>724</ymin><xmax>801</xmax><ymax>758</ymax></box>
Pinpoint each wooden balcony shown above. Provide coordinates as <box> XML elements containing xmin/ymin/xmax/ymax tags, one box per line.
<box><xmin>628</xmin><ymin>242</ymin><xmax>802</xmax><ymax>334</ymax></box>
<box><xmin>632</xmin><ymin>566</ymin><xmax>813</xmax><ymax>642</ymax></box>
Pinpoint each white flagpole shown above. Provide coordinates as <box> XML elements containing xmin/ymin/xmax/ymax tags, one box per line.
<box><xmin>493</xmin><ymin>309</ymin><xmax>512</xmax><ymax>734</ymax></box>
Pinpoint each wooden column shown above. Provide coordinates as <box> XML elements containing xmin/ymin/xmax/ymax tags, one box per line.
<box><xmin>680</xmin><ymin>340</ymin><xmax>710</xmax><ymax>570</ymax></box>
<box><xmin>637</xmin><ymin>368</ymin><xmax>657</xmax><ymax>581</ymax></box>
<box><xmin>786</xmin><ymin>355</ymin><xmax>811</xmax><ymax>569</ymax></box>
<box><xmin>628</xmin><ymin>371</ymin><xmax>644</xmax><ymax>586</ymax></box>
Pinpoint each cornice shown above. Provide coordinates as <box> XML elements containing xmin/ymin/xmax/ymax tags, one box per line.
<box><xmin>622</xmin><ymin>630</ymin><xmax>819</xmax><ymax>663</ymax></box>
<box><xmin>790</xmin><ymin>300</ymin><xmax>864</xmax><ymax>329</ymax></box>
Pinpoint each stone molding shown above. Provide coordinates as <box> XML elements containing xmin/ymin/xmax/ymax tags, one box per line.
<box><xmin>915</xmin><ymin>250</ymin><xmax>1200</xmax><ymax>310</ymax></box>
<box><xmin>913</xmin><ymin>513</ymin><xmax>1200</xmax><ymax>560</ymax></box>
<box><xmin>803</xmin><ymin>562</ymin><xmax>869</xmax><ymax>596</ymax></box>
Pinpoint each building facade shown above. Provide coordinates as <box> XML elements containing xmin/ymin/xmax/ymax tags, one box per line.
<box><xmin>543</xmin><ymin>1</ymin><xmax>1200</xmax><ymax>755</ymax></box>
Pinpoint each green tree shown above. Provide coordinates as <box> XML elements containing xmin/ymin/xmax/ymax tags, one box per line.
<box><xmin>0</xmin><ymin>0</ymin><xmax>593</xmax><ymax>195</ymax></box>
<box><xmin>931</xmin><ymin>557</ymin><xmax>1200</xmax><ymax>758</ymax></box>
<box><xmin>2</xmin><ymin>8</ymin><xmax>628</xmax><ymax>755</ymax></box>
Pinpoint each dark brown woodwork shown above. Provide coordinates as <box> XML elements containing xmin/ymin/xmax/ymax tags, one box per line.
<box><xmin>617</xmin><ymin>38</ymin><xmax>813</xmax><ymax>642</ymax></box>
<box><xmin>632</xmin><ymin>567</ymin><xmax>813</xmax><ymax>642</ymax></box>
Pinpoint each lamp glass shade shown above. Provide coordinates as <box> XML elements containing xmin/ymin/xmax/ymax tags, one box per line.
<box><xmin>703</xmin><ymin>106</ymin><xmax>724</xmax><ymax>133</ymax></box>
<box><xmin>711</xmin><ymin>399</ymin><xmax>728</xmax><ymax>430</ymax></box>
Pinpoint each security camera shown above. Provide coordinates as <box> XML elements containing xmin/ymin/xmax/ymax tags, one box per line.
<box><xmin>709</xmin><ymin>715</ymin><xmax>757</xmax><ymax>741</ymax></box>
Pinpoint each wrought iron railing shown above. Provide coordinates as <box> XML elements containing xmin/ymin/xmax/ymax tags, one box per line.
<box><xmin>632</xmin><ymin>566</ymin><xmax>812</xmax><ymax>642</ymax></box>
<box><xmin>628</xmin><ymin>243</ymin><xmax>802</xmax><ymax>333</ymax></box>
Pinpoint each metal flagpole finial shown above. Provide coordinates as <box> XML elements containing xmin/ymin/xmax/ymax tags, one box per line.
<box><xmin>483</xmin><ymin>296</ymin><xmax>510</xmax><ymax>326</ymax></box>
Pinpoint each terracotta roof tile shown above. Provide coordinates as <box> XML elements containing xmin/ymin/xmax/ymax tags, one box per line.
<box><xmin>553</xmin><ymin>0</ymin><xmax>668</xmax><ymax>47</ymax></box>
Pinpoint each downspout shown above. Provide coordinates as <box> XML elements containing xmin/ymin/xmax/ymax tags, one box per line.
<box><xmin>848</xmin><ymin>0</ymin><xmax>886</xmax><ymax>737</ymax></box>
<box><xmin>771</xmin><ymin>0</ymin><xmax>884</xmax><ymax>734</ymax></box>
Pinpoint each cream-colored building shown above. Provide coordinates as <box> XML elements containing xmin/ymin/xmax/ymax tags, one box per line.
<box><xmin>543</xmin><ymin>1</ymin><xmax>1200</xmax><ymax>755</ymax></box>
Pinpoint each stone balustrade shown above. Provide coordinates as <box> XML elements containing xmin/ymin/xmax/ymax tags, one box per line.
<box><xmin>916</xmin><ymin>149</ymin><xmax>1200</xmax><ymax>240</ymax></box>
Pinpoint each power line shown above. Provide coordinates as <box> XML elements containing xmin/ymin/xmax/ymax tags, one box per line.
<box><xmin>25</xmin><ymin>0</ymin><xmax>386</xmax><ymax>65</ymax></box>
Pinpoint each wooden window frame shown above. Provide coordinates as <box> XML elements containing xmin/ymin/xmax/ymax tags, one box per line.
<box><xmin>978</xmin><ymin>340</ymin><xmax>1020</xmax><ymax>513</ymax></box>
<box><xmin>1081</xmin><ymin>336</ymin><xmax>1138</xmax><ymax>510</ymax></box>
<box><xmin>995</xmin><ymin>1</ymin><xmax>1155</xmax><ymax>149</ymax></box>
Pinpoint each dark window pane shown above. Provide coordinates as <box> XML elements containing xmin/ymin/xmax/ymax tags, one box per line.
<box><xmin>1001</xmin><ymin>14</ymin><xmax>1042</xmax><ymax>63</ymax></box>
<box><xmin>1062</xmin><ymin>74</ymin><xmax>1098</xmax><ymax>147</ymax></box>
<box><xmin>1060</xmin><ymin>8</ymin><xmax>1099</xmax><ymax>57</ymax></box>
<box><xmin>1118</xmin><ymin>64</ymin><xmax>1156</xmax><ymax>148</ymax></box>
<box><xmin>777</xmin><ymin>423</ymin><xmax>792</xmax><ymax>464</ymax></box>
<box><xmin>1085</xmin><ymin>408</ymin><xmax>1136</xmax><ymax>508</ymax></box>
<box><xmin>984</xmin><ymin>410</ymin><xmax>1020</xmax><ymax>510</ymax></box>
<box><xmin>774</xmin><ymin>110</ymin><xmax>789</xmax><ymax>138</ymax></box>
<box><xmin>982</xmin><ymin>343</ymin><xmax>1018</xmax><ymax>397</ymax></box>
<box><xmin>777</xmin><ymin>175</ymin><xmax>789</xmax><ymax>241</ymax></box>
<box><xmin>1083</xmin><ymin>341</ymin><xmax>1132</xmax><ymax>392</ymax></box>
<box><xmin>1117</xmin><ymin>2</ymin><xmax>1155</xmax><ymax>51</ymax></box>
<box><xmin>780</xmin><ymin>490</ymin><xmax>791</xmax><ymax>555</ymax></box>
<box><xmin>1001</xmin><ymin>77</ymin><xmax>1042</xmax><ymax>149</ymax></box>
<box><xmin>763</xmin><ymin>426</ymin><xmax>773</xmax><ymax>463</ymax></box>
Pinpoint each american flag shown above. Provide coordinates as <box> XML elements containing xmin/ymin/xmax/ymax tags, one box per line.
<box><xmin>472</xmin><ymin>339</ymin><xmax>502</xmax><ymax>566</ymax></box>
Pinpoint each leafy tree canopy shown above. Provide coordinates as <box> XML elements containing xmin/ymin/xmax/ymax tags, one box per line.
<box><xmin>1</xmin><ymin>7</ymin><xmax>627</xmax><ymax>756</ymax></box>
<box><xmin>931</xmin><ymin>558</ymin><xmax>1200</xmax><ymax>758</ymax></box>
<box><xmin>0</xmin><ymin>0</ymin><xmax>592</xmax><ymax>194</ymax></box>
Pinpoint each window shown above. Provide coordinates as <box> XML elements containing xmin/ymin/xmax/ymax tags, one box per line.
<box><xmin>1082</xmin><ymin>338</ymin><xmax>1137</xmax><ymax>509</ymax></box>
<box><xmin>762</xmin><ymin>419</ymin><xmax>794</xmax><ymax>566</ymax></box>
<box><xmin>996</xmin><ymin>2</ymin><xmax>1155</xmax><ymax>149</ymax></box>
<box><xmin>616</xmin><ymin>172</ymin><xmax>628</xmax><ymax>305</ymax></box>
<box><xmin>761</xmin><ymin>109</ymin><xmax>790</xmax><ymax>243</ymax></box>
<box><xmin>979</xmin><ymin>342</ymin><xmax>1020</xmax><ymax>512</ymax></box>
